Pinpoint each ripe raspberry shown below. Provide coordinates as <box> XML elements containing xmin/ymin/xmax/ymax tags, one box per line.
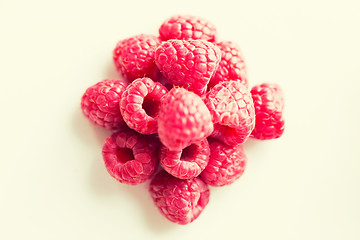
<box><xmin>204</xmin><ymin>81</ymin><xmax>255</xmax><ymax>146</ymax></box>
<box><xmin>160</xmin><ymin>138</ymin><xmax>210</xmax><ymax>179</ymax></box>
<box><xmin>156</xmin><ymin>74</ymin><xmax>173</xmax><ymax>91</ymax></box>
<box><xmin>159</xmin><ymin>15</ymin><xmax>217</xmax><ymax>42</ymax></box>
<box><xmin>251</xmin><ymin>83</ymin><xmax>285</xmax><ymax>140</ymax></box>
<box><xmin>158</xmin><ymin>88</ymin><xmax>214</xmax><ymax>151</ymax></box>
<box><xmin>155</xmin><ymin>39</ymin><xmax>221</xmax><ymax>96</ymax></box>
<box><xmin>113</xmin><ymin>34</ymin><xmax>160</xmax><ymax>82</ymax></box>
<box><xmin>102</xmin><ymin>127</ymin><xmax>158</xmax><ymax>185</ymax></box>
<box><xmin>120</xmin><ymin>77</ymin><xmax>168</xmax><ymax>135</ymax></box>
<box><xmin>149</xmin><ymin>171</ymin><xmax>210</xmax><ymax>225</ymax></box>
<box><xmin>81</xmin><ymin>79</ymin><xmax>128</xmax><ymax>130</ymax></box>
<box><xmin>208</xmin><ymin>41</ymin><xmax>248</xmax><ymax>90</ymax></box>
<box><xmin>200</xmin><ymin>138</ymin><xmax>247</xmax><ymax>186</ymax></box>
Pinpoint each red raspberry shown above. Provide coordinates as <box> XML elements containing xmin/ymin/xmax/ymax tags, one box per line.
<box><xmin>149</xmin><ymin>171</ymin><xmax>210</xmax><ymax>225</ymax></box>
<box><xmin>201</xmin><ymin>138</ymin><xmax>247</xmax><ymax>186</ymax></box>
<box><xmin>208</xmin><ymin>41</ymin><xmax>248</xmax><ymax>90</ymax></box>
<box><xmin>204</xmin><ymin>81</ymin><xmax>255</xmax><ymax>146</ymax></box>
<box><xmin>159</xmin><ymin>15</ymin><xmax>217</xmax><ymax>42</ymax></box>
<box><xmin>113</xmin><ymin>34</ymin><xmax>160</xmax><ymax>82</ymax></box>
<box><xmin>155</xmin><ymin>39</ymin><xmax>221</xmax><ymax>96</ymax></box>
<box><xmin>160</xmin><ymin>138</ymin><xmax>210</xmax><ymax>179</ymax></box>
<box><xmin>102</xmin><ymin>127</ymin><xmax>158</xmax><ymax>185</ymax></box>
<box><xmin>156</xmin><ymin>74</ymin><xmax>173</xmax><ymax>91</ymax></box>
<box><xmin>158</xmin><ymin>88</ymin><xmax>214</xmax><ymax>151</ymax></box>
<box><xmin>81</xmin><ymin>79</ymin><xmax>128</xmax><ymax>130</ymax></box>
<box><xmin>251</xmin><ymin>83</ymin><xmax>285</xmax><ymax>140</ymax></box>
<box><xmin>120</xmin><ymin>77</ymin><xmax>168</xmax><ymax>135</ymax></box>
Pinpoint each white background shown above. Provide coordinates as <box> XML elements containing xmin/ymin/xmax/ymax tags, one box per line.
<box><xmin>1</xmin><ymin>0</ymin><xmax>359</xmax><ymax>239</ymax></box>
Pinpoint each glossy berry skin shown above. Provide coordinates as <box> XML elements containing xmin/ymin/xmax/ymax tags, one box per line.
<box><xmin>149</xmin><ymin>171</ymin><xmax>210</xmax><ymax>225</ymax></box>
<box><xmin>113</xmin><ymin>34</ymin><xmax>160</xmax><ymax>82</ymax></box>
<box><xmin>204</xmin><ymin>81</ymin><xmax>255</xmax><ymax>146</ymax></box>
<box><xmin>201</xmin><ymin>138</ymin><xmax>247</xmax><ymax>186</ymax></box>
<box><xmin>160</xmin><ymin>138</ymin><xmax>210</xmax><ymax>179</ymax></box>
<box><xmin>159</xmin><ymin>15</ymin><xmax>217</xmax><ymax>42</ymax></box>
<box><xmin>158</xmin><ymin>88</ymin><xmax>214</xmax><ymax>151</ymax></box>
<box><xmin>120</xmin><ymin>77</ymin><xmax>168</xmax><ymax>135</ymax></box>
<box><xmin>102</xmin><ymin>127</ymin><xmax>158</xmax><ymax>185</ymax></box>
<box><xmin>251</xmin><ymin>83</ymin><xmax>285</xmax><ymax>140</ymax></box>
<box><xmin>208</xmin><ymin>41</ymin><xmax>248</xmax><ymax>90</ymax></box>
<box><xmin>155</xmin><ymin>39</ymin><xmax>221</xmax><ymax>96</ymax></box>
<box><xmin>81</xmin><ymin>79</ymin><xmax>128</xmax><ymax>130</ymax></box>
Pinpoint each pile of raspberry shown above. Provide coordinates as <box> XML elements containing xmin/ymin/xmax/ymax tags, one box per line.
<box><xmin>81</xmin><ymin>15</ymin><xmax>285</xmax><ymax>225</ymax></box>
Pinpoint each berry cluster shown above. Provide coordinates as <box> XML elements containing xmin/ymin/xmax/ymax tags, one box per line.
<box><xmin>80</xmin><ymin>15</ymin><xmax>285</xmax><ymax>225</ymax></box>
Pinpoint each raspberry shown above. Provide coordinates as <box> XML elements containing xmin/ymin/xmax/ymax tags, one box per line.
<box><xmin>113</xmin><ymin>34</ymin><xmax>160</xmax><ymax>82</ymax></box>
<box><xmin>149</xmin><ymin>171</ymin><xmax>210</xmax><ymax>225</ymax></box>
<box><xmin>208</xmin><ymin>41</ymin><xmax>248</xmax><ymax>90</ymax></box>
<box><xmin>204</xmin><ymin>81</ymin><xmax>255</xmax><ymax>146</ymax></box>
<box><xmin>81</xmin><ymin>79</ymin><xmax>128</xmax><ymax>130</ymax></box>
<box><xmin>155</xmin><ymin>39</ymin><xmax>221</xmax><ymax>96</ymax></box>
<box><xmin>158</xmin><ymin>88</ymin><xmax>214</xmax><ymax>151</ymax></box>
<box><xmin>200</xmin><ymin>138</ymin><xmax>247</xmax><ymax>186</ymax></box>
<box><xmin>159</xmin><ymin>15</ymin><xmax>217</xmax><ymax>42</ymax></box>
<box><xmin>160</xmin><ymin>138</ymin><xmax>210</xmax><ymax>179</ymax></box>
<box><xmin>156</xmin><ymin>74</ymin><xmax>173</xmax><ymax>91</ymax></box>
<box><xmin>251</xmin><ymin>83</ymin><xmax>285</xmax><ymax>140</ymax></box>
<box><xmin>102</xmin><ymin>127</ymin><xmax>158</xmax><ymax>185</ymax></box>
<box><xmin>120</xmin><ymin>77</ymin><xmax>168</xmax><ymax>135</ymax></box>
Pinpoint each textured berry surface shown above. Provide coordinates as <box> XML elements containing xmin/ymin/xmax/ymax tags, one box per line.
<box><xmin>251</xmin><ymin>83</ymin><xmax>285</xmax><ymax>140</ymax></box>
<box><xmin>158</xmin><ymin>88</ymin><xmax>214</xmax><ymax>151</ymax></box>
<box><xmin>159</xmin><ymin>15</ymin><xmax>217</xmax><ymax>42</ymax></box>
<box><xmin>204</xmin><ymin>81</ymin><xmax>255</xmax><ymax>146</ymax></box>
<box><xmin>120</xmin><ymin>77</ymin><xmax>168</xmax><ymax>135</ymax></box>
<box><xmin>156</xmin><ymin>74</ymin><xmax>173</xmax><ymax>91</ymax></box>
<box><xmin>208</xmin><ymin>41</ymin><xmax>248</xmax><ymax>90</ymax></box>
<box><xmin>160</xmin><ymin>138</ymin><xmax>210</xmax><ymax>179</ymax></box>
<box><xmin>102</xmin><ymin>127</ymin><xmax>158</xmax><ymax>185</ymax></box>
<box><xmin>149</xmin><ymin>171</ymin><xmax>210</xmax><ymax>225</ymax></box>
<box><xmin>155</xmin><ymin>39</ymin><xmax>221</xmax><ymax>95</ymax></box>
<box><xmin>113</xmin><ymin>34</ymin><xmax>160</xmax><ymax>82</ymax></box>
<box><xmin>81</xmin><ymin>79</ymin><xmax>128</xmax><ymax>129</ymax></box>
<box><xmin>201</xmin><ymin>138</ymin><xmax>247</xmax><ymax>186</ymax></box>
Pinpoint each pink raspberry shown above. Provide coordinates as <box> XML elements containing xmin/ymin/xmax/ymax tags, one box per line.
<box><xmin>158</xmin><ymin>88</ymin><xmax>214</xmax><ymax>151</ymax></box>
<box><xmin>160</xmin><ymin>138</ymin><xmax>210</xmax><ymax>179</ymax></box>
<box><xmin>102</xmin><ymin>127</ymin><xmax>158</xmax><ymax>185</ymax></box>
<box><xmin>120</xmin><ymin>77</ymin><xmax>168</xmax><ymax>135</ymax></box>
<box><xmin>149</xmin><ymin>171</ymin><xmax>210</xmax><ymax>225</ymax></box>
<box><xmin>208</xmin><ymin>41</ymin><xmax>248</xmax><ymax>90</ymax></box>
<box><xmin>201</xmin><ymin>138</ymin><xmax>247</xmax><ymax>186</ymax></box>
<box><xmin>251</xmin><ymin>83</ymin><xmax>285</xmax><ymax>140</ymax></box>
<box><xmin>113</xmin><ymin>34</ymin><xmax>160</xmax><ymax>82</ymax></box>
<box><xmin>81</xmin><ymin>79</ymin><xmax>128</xmax><ymax>130</ymax></box>
<box><xmin>155</xmin><ymin>39</ymin><xmax>221</xmax><ymax>96</ymax></box>
<box><xmin>159</xmin><ymin>15</ymin><xmax>217</xmax><ymax>42</ymax></box>
<box><xmin>204</xmin><ymin>81</ymin><xmax>255</xmax><ymax>146</ymax></box>
<box><xmin>155</xmin><ymin>74</ymin><xmax>173</xmax><ymax>91</ymax></box>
